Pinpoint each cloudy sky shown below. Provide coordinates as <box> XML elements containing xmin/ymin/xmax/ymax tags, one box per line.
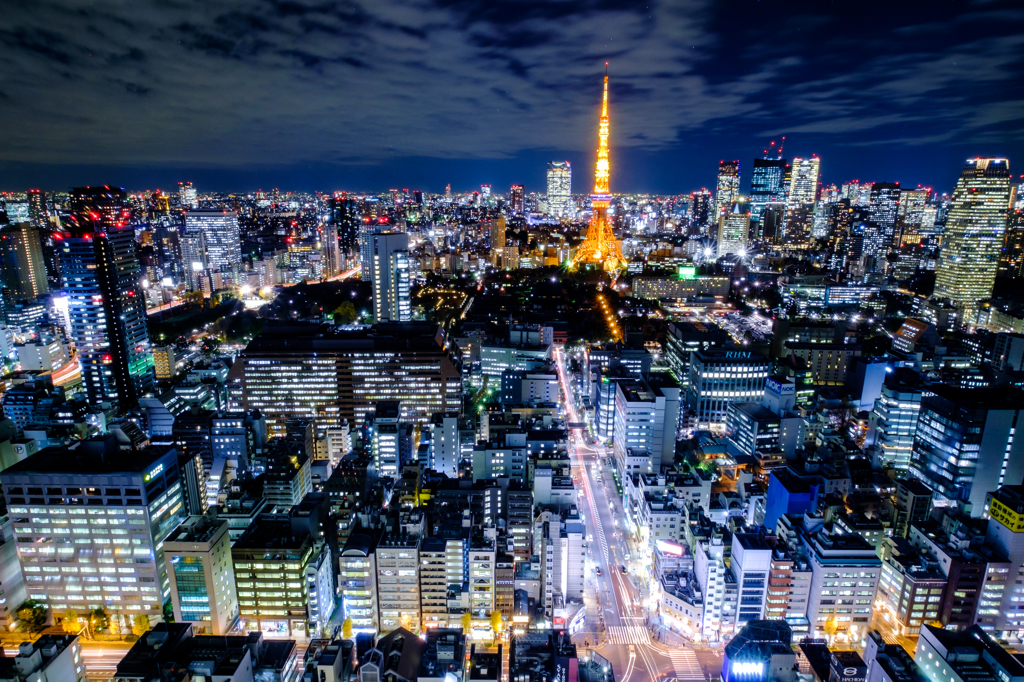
<box><xmin>1</xmin><ymin>0</ymin><xmax>1022</xmax><ymax>195</ymax></box>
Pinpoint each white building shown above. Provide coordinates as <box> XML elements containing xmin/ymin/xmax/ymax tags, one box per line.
<box><xmin>803</xmin><ymin>530</ymin><xmax>880</xmax><ymax>639</ymax></box>
<box><xmin>163</xmin><ymin>516</ymin><xmax>238</xmax><ymax>636</ymax></box>
<box><xmin>428</xmin><ymin>413</ymin><xmax>461</xmax><ymax>477</ymax></box>
<box><xmin>559</xmin><ymin>521</ymin><xmax>586</xmax><ymax>603</ymax></box>
<box><xmin>4</xmin><ymin>636</ymin><xmax>86</xmax><ymax>682</ymax></box>
<box><xmin>0</xmin><ymin>440</ymin><xmax>182</xmax><ymax>630</ymax></box>
<box><xmin>376</xmin><ymin>535</ymin><xmax>420</xmax><ymax>632</ymax></box>
<box><xmin>612</xmin><ymin>374</ymin><xmax>680</xmax><ymax>474</ymax></box>
<box><xmin>731</xmin><ymin>532</ymin><xmax>773</xmax><ymax>628</ymax></box>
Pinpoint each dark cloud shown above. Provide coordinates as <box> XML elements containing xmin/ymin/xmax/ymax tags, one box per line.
<box><xmin>0</xmin><ymin>0</ymin><xmax>1022</xmax><ymax>193</ymax></box>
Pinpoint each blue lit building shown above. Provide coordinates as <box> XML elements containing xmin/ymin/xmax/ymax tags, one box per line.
<box><xmin>763</xmin><ymin>470</ymin><xmax>820</xmax><ymax>531</ymax></box>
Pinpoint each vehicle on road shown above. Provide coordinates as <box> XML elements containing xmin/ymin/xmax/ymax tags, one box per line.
<box><xmin>596</xmin><ymin>567</ymin><xmax>602</xmax><ymax>576</ymax></box>
<box><xmin>621</xmin><ymin>565</ymin><xmax>628</xmax><ymax>574</ymax></box>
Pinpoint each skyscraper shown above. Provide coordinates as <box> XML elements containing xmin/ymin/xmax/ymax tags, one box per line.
<box><xmin>786</xmin><ymin>157</ymin><xmax>820</xmax><ymax>208</ymax></box>
<box><xmin>26</xmin><ymin>189</ymin><xmax>47</xmax><ymax>230</ymax></box>
<box><xmin>0</xmin><ymin>223</ymin><xmax>49</xmax><ymax>300</ymax></box>
<box><xmin>715</xmin><ymin>161</ymin><xmax>741</xmax><ymax>218</ymax></box>
<box><xmin>510</xmin><ymin>184</ymin><xmax>525</xmax><ymax>215</ymax></box>
<box><xmin>689</xmin><ymin>189</ymin><xmax>713</xmax><ymax>234</ymax></box>
<box><xmin>784</xmin><ymin>156</ymin><xmax>821</xmax><ymax>244</ymax></box>
<box><xmin>749</xmin><ymin>157</ymin><xmax>788</xmax><ymax>227</ymax></box>
<box><xmin>897</xmin><ymin>187</ymin><xmax>930</xmax><ymax>245</ymax></box>
<box><xmin>868</xmin><ymin>182</ymin><xmax>901</xmax><ymax>254</ymax></box>
<box><xmin>934</xmin><ymin>158</ymin><xmax>1012</xmax><ymax>323</ymax></box>
<box><xmin>320</xmin><ymin>222</ymin><xmax>341</xmax><ymax>276</ymax></box>
<box><xmin>178</xmin><ymin>181</ymin><xmax>197</xmax><ymax>209</ymax></box>
<box><xmin>184</xmin><ymin>210</ymin><xmax>241</xmax><ymax>275</ymax></box>
<box><xmin>546</xmin><ymin>161</ymin><xmax>572</xmax><ymax>218</ymax></box>
<box><xmin>371</xmin><ymin>231</ymin><xmax>411</xmax><ymax>323</ymax></box>
<box><xmin>64</xmin><ymin>186</ymin><xmax>155</xmax><ymax>409</ymax></box>
<box><xmin>490</xmin><ymin>216</ymin><xmax>507</xmax><ymax>266</ymax></box>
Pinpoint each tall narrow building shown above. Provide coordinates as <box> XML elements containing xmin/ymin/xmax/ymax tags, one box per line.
<box><xmin>868</xmin><ymin>182</ymin><xmax>901</xmax><ymax>255</ymax></box>
<box><xmin>934</xmin><ymin>158</ymin><xmax>1012</xmax><ymax>323</ymax></box>
<box><xmin>490</xmin><ymin>216</ymin><xmax>507</xmax><ymax>266</ymax></box>
<box><xmin>546</xmin><ymin>162</ymin><xmax>572</xmax><ymax>218</ymax></box>
<box><xmin>715</xmin><ymin>161</ymin><xmax>741</xmax><ymax>218</ymax></box>
<box><xmin>64</xmin><ymin>186</ymin><xmax>155</xmax><ymax>409</ymax></box>
<box><xmin>371</xmin><ymin>232</ymin><xmax>411</xmax><ymax>323</ymax></box>
<box><xmin>510</xmin><ymin>185</ymin><xmax>525</xmax><ymax>215</ymax></box>
<box><xmin>0</xmin><ymin>223</ymin><xmax>49</xmax><ymax>300</ymax></box>
<box><xmin>27</xmin><ymin>189</ymin><xmax>47</xmax><ymax>230</ymax></box>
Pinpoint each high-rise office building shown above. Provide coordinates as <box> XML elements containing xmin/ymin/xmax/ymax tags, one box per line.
<box><xmin>546</xmin><ymin>161</ymin><xmax>572</xmax><ymax>218</ymax></box>
<box><xmin>934</xmin><ymin>158</ymin><xmax>1012</xmax><ymax>323</ymax></box>
<box><xmin>749</xmin><ymin>156</ymin><xmax>788</xmax><ymax>225</ymax></box>
<box><xmin>784</xmin><ymin>157</ymin><xmax>820</xmax><ymax>244</ymax></box>
<box><xmin>0</xmin><ymin>222</ymin><xmax>49</xmax><ymax>300</ymax></box>
<box><xmin>510</xmin><ymin>185</ymin><xmax>525</xmax><ymax>214</ymax></box>
<box><xmin>64</xmin><ymin>186</ymin><xmax>155</xmax><ymax>409</ymax></box>
<box><xmin>897</xmin><ymin>187</ymin><xmax>930</xmax><ymax>244</ymax></box>
<box><xmin>184</xmin><ymin>210</ymin><xmax>241</xmax><ymax>275</ymax></box>
<box><xmin>718</xmin><ymin>200</ymin><xmax>751</xmax><ymax>257</ymax></box>
<box><xmin>178</xmin><ymin>181</ymin><xmax>197</xmax><ymax>209</ymax></box>
<box><xmin>908</xmin><ymin>386</ymin><xmax>1024</xmax><ymax>512</ymax></box>
<box><xmin>370</xmin><ymin>231</ymin><xmax>411</xmax><ymax>323</ymax></box>
<box><xmin>868</xmin><ymin>182</ymin><xmax>901</xmax><ymax>257</ymax></box>
<box><xmin>0</xmin><ymin>438</ymin><xmax>183</xmax><ymax>630</ymax></box>
<box><xmin>237</xmin><ymin>322</ymin><xmax>463</xmax><ymax>433</ymax></box>
<box><xmin>716</xmin><ymin>161</ymin><xmax>741</xmax><ymax>217</ymax></box>
<box><xmin>787</xmin><ymin>157</ymin><xmax>820</xmax><ymax>207</ymax></box>
<box><xmin>689</xmin><ymin>189</ymin><xmax>713</xmax><ymax>233</ymax></box>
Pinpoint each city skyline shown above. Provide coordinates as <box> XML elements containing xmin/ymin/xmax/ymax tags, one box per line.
<box><xmin>1</xmin><ymin>0</ymin><xmax>1022</xmax><ymax>193</ymax></box>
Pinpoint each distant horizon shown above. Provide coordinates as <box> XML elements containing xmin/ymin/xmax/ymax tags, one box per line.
<box><xmin>0</xmin><ymin>145</ymin><xmax>1013</xmax><ymax>199</ymax></box>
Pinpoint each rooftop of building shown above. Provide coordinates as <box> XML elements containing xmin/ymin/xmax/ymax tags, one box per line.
<box><xmin>990</xmin><ymin>486</ymin><xmax>1024</xmax><ymax>513</ymax></box>
<box><xmin>0</xmin><ymin>436</ymin><xmax>173</xmax><ymax>476</ymax></box>
<box><xmin>922</xmin><ymin>624</ymin><xmax>1024</xmax><ymax>681</ymax></box>
<box><xmin>731</xmin><ymin>402</ymin><xmax>781</xmax><ymax>422</ymax></box>
<box><xmin>242</xmin><ymin>321</ymin><xmax>452</xmax><ymax>355</ymax></box>
<box><xmin>725</xmin><ymin>620</ymin><xmax>794</xmax><ymax>662</ymax></box>
<box><xmin>734</xmin><ymin>532</ymin><xmax>774</xmax><ymax>552</ymax></box>
<box><xmin>233</xmin><ymin>517</ymin><xmax>311</xmax><ymax>551</ymax></box>
<box><xmin>164</xmin><ymin>515</ymin><xmax>227</xmax><ymax>546</ymax></box>
<box><xmin>419</xmin><ymin>629</ymin><xmax>466</xmax><ymax>680</ymax></box>
<box><xmin>469</xmin><ymin>649</ymin><xmax>502</xmax><ymax>681</ymax></box>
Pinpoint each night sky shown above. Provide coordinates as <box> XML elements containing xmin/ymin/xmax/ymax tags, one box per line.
<box><xmin>1</xmin><ymin>0</ymin><xmax>1022</xmax><ymax>196</ymax></box>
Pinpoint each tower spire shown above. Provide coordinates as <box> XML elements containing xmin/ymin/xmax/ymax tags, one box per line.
<box><xmin>594</xmin><ymin>63</ymin><xmax>611</xmax><ymax>196</ymax></box>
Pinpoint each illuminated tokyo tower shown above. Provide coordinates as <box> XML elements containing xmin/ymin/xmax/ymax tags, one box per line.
<box><xmin>571</xmin><ymin>64</ymin><xmax>624</xmax><ymax>271</ymax></box>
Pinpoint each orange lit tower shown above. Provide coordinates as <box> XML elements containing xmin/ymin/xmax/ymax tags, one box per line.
<box><xmin>572</xmin><ymin>65</ymin><xmax>624</xmax><ymax>271</ymax></box>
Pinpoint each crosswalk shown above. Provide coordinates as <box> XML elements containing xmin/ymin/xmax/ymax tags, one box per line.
<box><xmin>607</xmin><ymin>625</ymin><xmax>650</xmax><ymax>645</ymax></box>
<box><xmin>668</xmin><ymin>649</ymin><xmax>705</xmax><ymax>681</ymax></box>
